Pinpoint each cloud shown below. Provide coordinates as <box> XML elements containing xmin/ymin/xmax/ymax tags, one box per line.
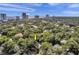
<box><xmin>48</xmin><ymin>3</ymin><xmax>61</xmax><ymax>6</ymax></box>
<box><xmin>62</xmin><ymin>10</ymin><xmax>79</xmax><ymax>15</ymax></box>
<box><xmin>0</xmin><ymin>3</ymin><xmax>23</xmax><ymax>9</ymax></box>
<box><xmin>0</xmin><ymin>3</ymin><xmax>35</xmax><ymax>13</ymax></box>
<box><xmin>60</xmin><ymin>4</ymin><xmax>79</xmax><ymax>16</ymax></box>
<box><xmin>0</xmin><ymin>7</ymin><xmax>35</xmax><ymax>14</ymax></box>
<box><xmin>29</xmin><ymin>3</ymin><xmax>43</xmax><ymax>6</ymax></box>
<box><xmin>68</xmin><ymin>4</ymin><xmax>79</xmax><ymax>8</ymax></box>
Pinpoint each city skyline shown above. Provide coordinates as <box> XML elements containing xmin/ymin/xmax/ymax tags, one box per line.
<box><xmin>0</xmin><ymin>3</ymin><xmax>79</xmax><ymax>16</ymax></box>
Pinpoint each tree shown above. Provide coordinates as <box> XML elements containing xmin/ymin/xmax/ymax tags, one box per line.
<box><xmin>39</xmin><ymin>42</ymin><xmax>53</xmax><ymax>55</ymax></box>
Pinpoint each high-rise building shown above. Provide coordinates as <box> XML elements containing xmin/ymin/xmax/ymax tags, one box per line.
<box><xmin>16</xmin><ymin>16</ymin><xmax>20</xmax><ymax>20</ymax></box>
<box><xmin>34</xmin><ymin>15</ymin><xmax>39</xmax><ymax>19</ymax></box>
<box><xmin>26</xmin><ymin>15</ymin><xmax>29</xmax><ymax>19</ymax></box>
<box><xmin>44</xmin><ymin>14</ymin><xmax>50</xmax><ymax>20</ymax></box>
<box><xmin>0</xmin><ymin>13</ymin><xmax>6</xmax><ymax>21</ymax></box>
<box><xmin>22</xmin><ymin>12</ymin><xmax>27</xmax><ymax>20</ymax></box>
<box><xmin>46</xmin><ymin>14</ymin><xmax>49</xmax><ymax>18</ymax></box>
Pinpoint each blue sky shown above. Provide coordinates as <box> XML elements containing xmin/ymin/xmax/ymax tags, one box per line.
<box><xmin>0</xmin><ymin>3</ymin><xmax>79</xmax><ymax>16</ymax></box>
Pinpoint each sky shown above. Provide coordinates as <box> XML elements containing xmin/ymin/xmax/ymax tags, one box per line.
<box><xmin>0</xmin><ymin>3</ymin><xmax>79</xmax><ymax>17</ymax></box>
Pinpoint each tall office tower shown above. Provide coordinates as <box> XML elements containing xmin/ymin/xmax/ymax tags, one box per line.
<box><xmin>45</xmin><ymin>14</ymin><xmax>50</xmax><ymax>20</ymax></box>
<box><xmin>0</xmin><ymin>13</ymin><xmax>6</xmax><ymax>21</ymax></box>
<box><xmin>22</xmin><ymin>12</ymin><xmax>27</xmax><ymax>20</ymax></box>
<box><xmin>34</xmin><ymin>15</ymin><xmax>39</xmax><ymax>19</ymax></box>
<box><xmin>26</xmin><ymin>15</ymin><xmax>29</xmax><ymax>19</ymax></box>
<box><xmin>46</xmin><ymin>14</ymin><xmax>49</xmax><ymax>18</ymax></box>
<box><xmin>16</xmin><ymin>16</ymin><xmax>20</xmax><ymax>20</ymax></box>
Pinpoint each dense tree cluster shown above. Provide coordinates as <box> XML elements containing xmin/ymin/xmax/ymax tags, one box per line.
<box><xmin>0</xmin><ymin>19</ymin><xmax>79</xmax><ymax>55</ymax></box>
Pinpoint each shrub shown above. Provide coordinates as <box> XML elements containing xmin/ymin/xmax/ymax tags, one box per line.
<box><xmin>0</xmin><ymin>36</ymin><xmax>9</xmax><ymax>45</ymax></box>
<box><xmin>39</xmin><ymin>42</ymin><xmax>53</xmax><ymax>55</ymax></box>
